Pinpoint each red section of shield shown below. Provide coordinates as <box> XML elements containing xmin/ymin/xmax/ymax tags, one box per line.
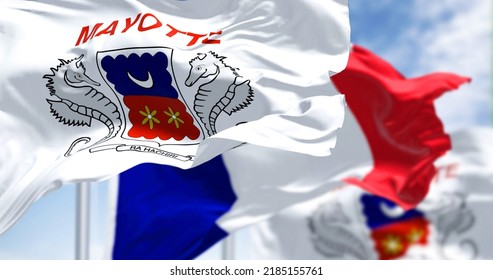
<box><xmin>124</xmin><ymin>96</ymin><xmax>200</xmax><ymax>141</ymax></box>
<box><xmin>371</xmin><ymin>217</ymin><xmax>429</xmax><ymax>260</ymax></box>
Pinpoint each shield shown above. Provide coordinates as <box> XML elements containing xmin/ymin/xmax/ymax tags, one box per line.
<box><xmin>97</xmin><ymin>47</ymin><xmax>204</xmax><ymax>145</ymax></box>
<box><xmin>361</xmin><ymin>194</ymin><xmax>430</xmax><ymax>260</ymax></box>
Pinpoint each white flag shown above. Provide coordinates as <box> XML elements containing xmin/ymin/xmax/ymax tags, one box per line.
<box><xmin>250</xmin><ymin>128</ymin><xmax>493</xmax><ymax>260</ymax></box>
<box><xmin>0</xmin><ymin>0</ymin><xmax>350</xmax><ymax>234</ymax></box>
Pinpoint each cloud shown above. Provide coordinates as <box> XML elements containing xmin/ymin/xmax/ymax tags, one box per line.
<box><xmin>374</xmin><ymin>0</ymin><xmax>491</xmax><ymax>131</ymax></box>
<box><xmin>417</xmin><ymin>2</ymin><xmax>490</xmax><ymax>130</ymax></box>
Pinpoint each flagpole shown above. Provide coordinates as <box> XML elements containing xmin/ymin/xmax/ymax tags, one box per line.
<box><xmin>75</xmin><ymin>182</ymin><xmax>91</xmax><ymax>260</ymax></box>
<box><xmin>221</xmin><ymin>232</ymin><xmax>235</xmax><ymax>260</ymax></box>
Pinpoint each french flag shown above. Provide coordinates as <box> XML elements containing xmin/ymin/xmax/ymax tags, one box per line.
<box><xmin>106</xmin><ymin>45</ymin><xmax>470</xmax><ymax>259</ymax></box>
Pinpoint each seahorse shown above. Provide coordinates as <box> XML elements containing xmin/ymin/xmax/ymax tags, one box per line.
<box><xmin>44</xmin><ymin>55</ymin><xmax>122</xmax><ymax>152</ymax></box>
<box><xmin>185</xmin><ymin>51</ymin><xmax>254</xmax><ymax>136</ymax></box>
<box><xmin>426</xmin><ymin>194</ymin><xmax>477</xmax><ymax>259</ymax></box>
<box><xmin>308</xmin><ymin>201</ymin><xmax>372</xmax><ymax>259</ymax></box>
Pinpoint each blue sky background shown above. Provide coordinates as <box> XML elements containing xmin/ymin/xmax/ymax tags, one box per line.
<box><xmin>0</xmin><ymin>0</ymin><xmax>490</xmax><ymax>259</ymax></box>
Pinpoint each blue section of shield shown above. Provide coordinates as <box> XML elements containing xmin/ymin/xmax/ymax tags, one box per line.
<box><xmin>113</xmin><ymin>156</ymin><xmax>237</xmax><ymax>260</ymax></box>
<box><xmin>361</xmin><ymin>194</ymin><xmax>425</xmax><ymax>230</ymax></box>
<box><xmin>101</xmin><ymin>51</ymin><xmax>179</xmax><ymax>98</ymax></box>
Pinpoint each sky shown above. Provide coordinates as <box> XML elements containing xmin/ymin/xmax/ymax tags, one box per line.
<box><xmin>0</xmin><ymin>0</ymin><xmax>490</xmax><ymax>260</ymax></box>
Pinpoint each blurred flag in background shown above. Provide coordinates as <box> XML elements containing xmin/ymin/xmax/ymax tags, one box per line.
<box><xmin>106</xmin><ymin>45</ymin><xmax>469</xmax><ymax>259</ymax></box>
<box><xmin>250</xmin><ymin>128</ymin><xmax>493</xmax><ymax>260</ymax></box>
<box><xmin>0</xmin><ymin>0</ymin><xmax>349</xmax><ymax>235</ymax></box>
<box><xmin>333</xmin><ymin>45</ymin><xmax>470</xmax><ymax>209</ymax></box>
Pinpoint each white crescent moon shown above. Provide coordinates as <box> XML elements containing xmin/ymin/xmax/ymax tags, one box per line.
<box><xmin>127</xmin><ymin>71</ymin><xmax>154</xmax><ymax>89</ymax></box>
<box><xmin>379</xmin><ymin>202</ymin><xmax>405</xmax><ymax>218</ymax></box>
